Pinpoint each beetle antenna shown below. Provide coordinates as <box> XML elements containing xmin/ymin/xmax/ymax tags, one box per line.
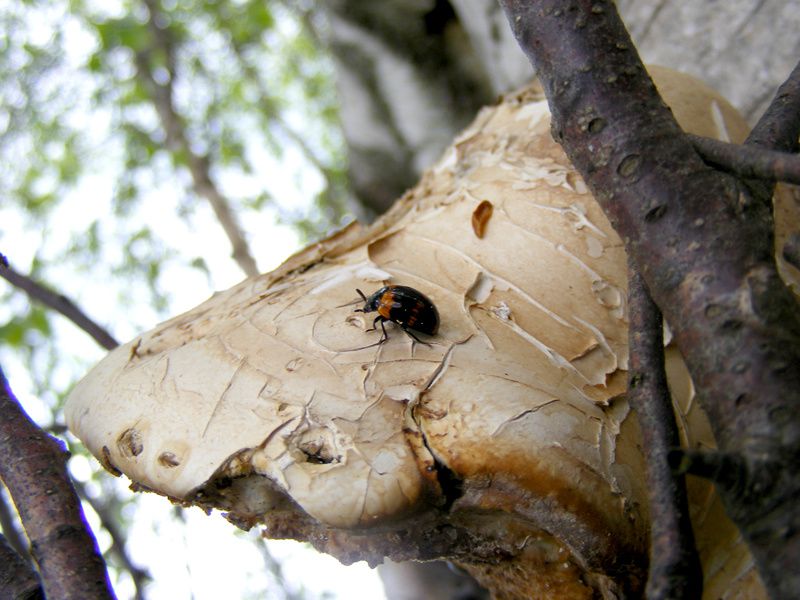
<box><xmin>352</xmin><ymin>288</ymin><xmax>368</xmax><ymax>312</ymax></box>
<box><xmin>336</xmin><ymin>298</ymin><xmax>363</xmax><ymax>309</ymax></box>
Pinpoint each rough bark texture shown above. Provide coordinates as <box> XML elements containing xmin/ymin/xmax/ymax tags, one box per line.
<box><xmin>0</xmin><ymin>368</ymin><xmax>115</xmax><ymax>600</ymax></box>
<box><xmin>316</xmin><ymin>0</ymin><xmax>800</xmax><ymax>214</ymax></box>
<box><xmin>498</xmin><ymin>2</ymin><xmax>800</xmax><ymax>598</ymax></box>
<box><xmin>0</xmin><ymin>533</ymin><xmax>43</xmax><ymax>600</ymax></box>
<box><xmin>689</xmin><ymin>134</ymin><xmax>800</xmax><ymax>187</ymax></box>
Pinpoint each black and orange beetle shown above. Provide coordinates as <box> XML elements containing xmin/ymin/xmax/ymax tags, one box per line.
<box><xmin>354</xmin><ymin>285</ymin><xmax>439</xmax><ymax>345</ymax></box>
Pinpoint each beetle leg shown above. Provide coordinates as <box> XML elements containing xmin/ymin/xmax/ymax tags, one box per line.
<box><xmin>365</xmin><ymin>315</ymin><xmax>381</xmax><ymax>332</ymax></box>
<box><xmin>401</xmin><ymin>325</ymin><xmax>431</xmax><ymax>347</ymax></box>
<box><xmin>365</xmin><ymin>316</ymin><xmax>390</xmax><ymax>344</ymax></box>
<box><xmin>378</xmin><ymin>318</ymin><xmax>389</xmax><ymax>344</ymax></box>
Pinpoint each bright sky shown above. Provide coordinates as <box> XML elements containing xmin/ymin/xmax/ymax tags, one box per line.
<box><xmin>0</xmin><ymin>3</ymin><xmax>388</xmax><ymax>598</ymax></box>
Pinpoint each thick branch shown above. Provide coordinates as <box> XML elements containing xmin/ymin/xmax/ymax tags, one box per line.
<box><xmin>499</xmin><ymin>2</ymin><xmax>800</xmax><ymax>597</ymax></box>
<box><xmin>627</xmin><ymin>265</ymin><xmax>701</xmax><ymax>600</ymax></box>
<box><xmin>689</xmin><ymin>134</ymin><xmax>800</xmax><ymax>185</ymax></box>
<box><xmin>745</xmin><ymin>59</ymin><xmax>800</xmax><ymax>154</ymax></box>
<box><xmin>0</xmin><ymin>533</ymin><xmax>42</xmax><ymax>600</ymax></box>
<box><xmin>0</xmin><ymin>367</ymin><xmax>115</xmax><ymax>600</ymax></box>
<box><xmin>742</xmin><ymin>59</ymin><xmax>800</xmax><ymax>202</ymax></box>
<box><xmin>137</xmin><ymin>0</ymin><xmax>259</xmax><ymax>277</ymax></box>
<box><xmin>0</xmin><ymin>258</ymin><xmax>119</xmax><ymax>351</ymax></box>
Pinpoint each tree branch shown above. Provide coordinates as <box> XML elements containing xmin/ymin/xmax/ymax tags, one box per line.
<box><xmin>0</xmin><ymin>367</ymin><xmax>115</xmax><ymax>600</ymax></box>
<box><xmin>0</xmin><ymin>482</ymin><xmax>31</xmax><ymax>563</ymax></box>
<box><xmin>745</xmin><ymin>59</ymin><xmax>800</xmax><ymax>155</ymax></box>
<box><xmin>742</xmin><ymin>58</ymin><xmax>800</xmax><ymax>204</ymax></box>
<box><xmin>226</xmin><ymin>38</ymin><xmax>358</xmax><ymax>221</ymax></box>
<box><xmin>0</xmin><ymin>533</ymin><xmax>43</xmax><ymax>600</ymax></box>
<box><xmin>627</xmin><ymin>265</ymin><xmax>702</xmax><ymax>600</ymax></box>
<box><xmin>0</xmin><ymin>257</ymin><xmax>119</xmax><ymax>351</ymax></box>
<box><xmin>498</xmin><ymin>2</ymin><xmax>800</xmax><ymax>597</ymax></box>
<box><xmin>75</xmin><ymin>483</ymin><xmax>150</xmax><ymax>600</ymax></box>
<box><xmin>255</xmin><ymin>537</ymin><xmax>305</xmax><ymax>600</ymax></box>
<box><xmin>689</xmin><ymin>134</ymin><xmax>800</xmax><ymax>185</ymax></box>
<box><xmin>136</xmin><ymin>0</ymin><xmax>259</xmax><ymax>278</ymax></box>
<box><xmin>669</xmin><ymin>449</ymin><xmax>746</xmax><ymax>495</ymax></box>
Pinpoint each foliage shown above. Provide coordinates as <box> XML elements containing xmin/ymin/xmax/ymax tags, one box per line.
<box><xmin>0</xmin><ymin>1</ymin><xmax>354</xmax><ymax>597</ymax></box>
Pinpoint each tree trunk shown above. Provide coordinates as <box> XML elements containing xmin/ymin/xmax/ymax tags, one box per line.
<box><xmin>315</xmin><ymin>0</ymin><xmax>800</xmax><ymax>214</ymax></box>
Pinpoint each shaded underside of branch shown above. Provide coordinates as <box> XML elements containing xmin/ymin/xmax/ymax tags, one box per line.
<box><xmin>498</xmin><ymin>1</ymin><xmax>800</xmax><ymax>598</ymax></box>
<box><xmin>0</xmin><ymin>533</ymin><xmax>42</xmax><ymax>600</ymax></box>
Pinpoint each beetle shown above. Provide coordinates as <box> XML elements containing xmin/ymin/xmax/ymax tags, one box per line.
<box><xmin>354</xmin><ymin>285</ymin><xmax>439</xmax><ymax>346</ymax></box>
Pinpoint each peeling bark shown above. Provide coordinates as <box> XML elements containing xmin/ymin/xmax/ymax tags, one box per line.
<box><xmin>63</xmin><ymin>66</ymin><xmax>794</xmax><ymax>598</ymax></box>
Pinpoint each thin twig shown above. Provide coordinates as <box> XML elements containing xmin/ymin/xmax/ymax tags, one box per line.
<box><xmin>0</xmin><ymin>483</ymin><xmax>31</xmax><ymax>562</ymax></box>
<box><xmin>668</xmin><ymin>449</ymin><xmax>745</xmax><ymax>495</ymax></box>
<box><xmin>137</xmin><ymin>0</ymin><xmax>259</xmax><ymax>277</ymax></box>
<box><xmin>0</xmin><ymin>366</ymin><xmax>115</xmax><ymax>600</ymax></box>
<box><xmin>0</xmin><ymin>259</ymin><xmax>119</xmax><ymax>350</ymax></box>
<box><xmin>0</xmin><ymin>533</ymin><xmax>43</xmax><ymax>600</ymax></box>
<box><xmin>75</xmin><ymin>482</ymin><xmax>150</xmax><ymax>600</ymax></box>
<box><xmin>627</xmin><ymin>264</ymin><xmax>702</xmax><ymax>600</ymax></box>
<box><xmin>689</xmin><ymin>134</ymin><xmax>800</xmax><ymax>185</ymax></box>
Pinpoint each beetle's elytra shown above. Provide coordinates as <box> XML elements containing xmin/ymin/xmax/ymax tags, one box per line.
<box><xmin>354</xmin><ymin>285</ymin><xmax>439</xmax><ymax>345</ymax></box>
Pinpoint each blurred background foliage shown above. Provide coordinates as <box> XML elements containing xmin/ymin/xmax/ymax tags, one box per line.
<box><xmin>0</xmin><ymin>0</ymin><xmax>359</xmax><ymax>598</ymax></box>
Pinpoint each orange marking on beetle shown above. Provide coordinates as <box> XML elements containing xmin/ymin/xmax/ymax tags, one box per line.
<box><xmin>377</xmin><ymin>289</ymin><xmax>394</xmax><ymax>320</ymax></box>
<box><xmin>406</xmin><ymin>302</ymin><xmax>423</xmax><ymax>328</ymax></box>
